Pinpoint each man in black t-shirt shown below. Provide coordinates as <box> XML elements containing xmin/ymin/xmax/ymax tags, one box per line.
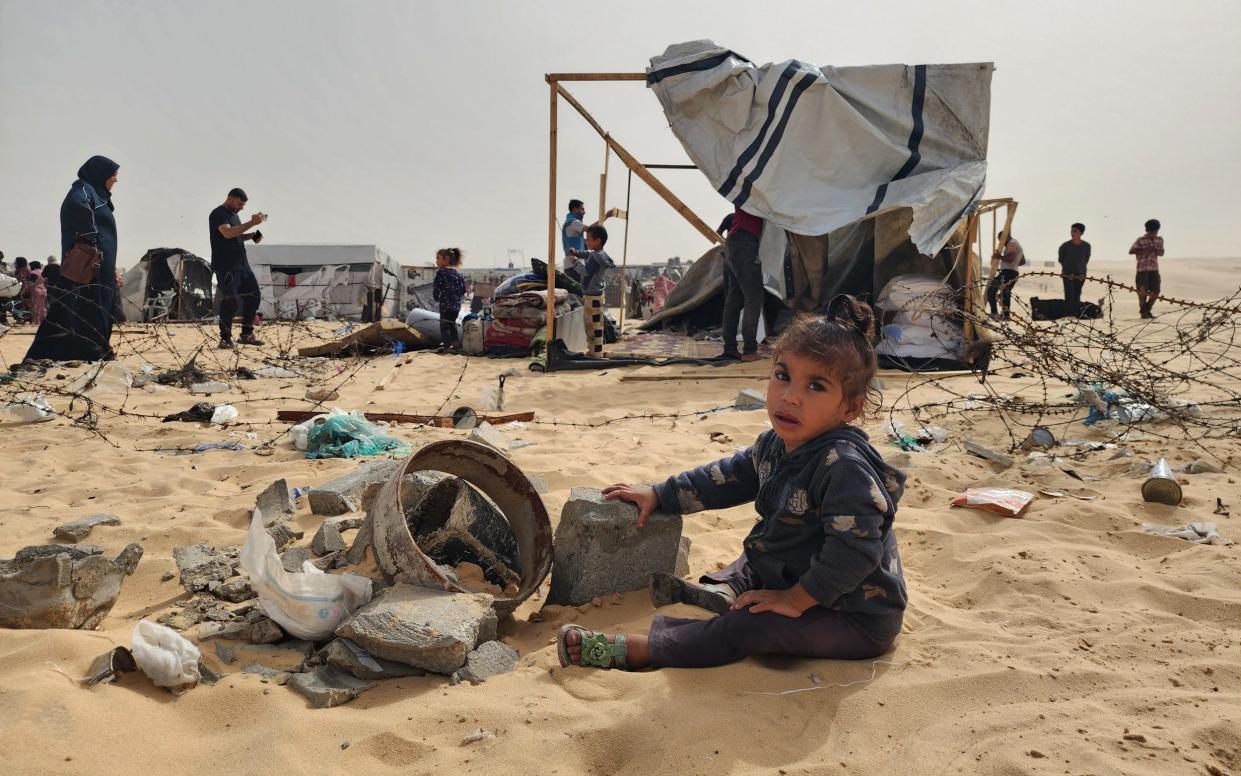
<box><xmin>209</xmin><ymin>187</ymin><xmax>267</xmax><ymax>347</ymax></box>
<box><xmin>1057</xmin><ymin>222</ymin><xmax>1091</xmax><ymax>315</ymax></box>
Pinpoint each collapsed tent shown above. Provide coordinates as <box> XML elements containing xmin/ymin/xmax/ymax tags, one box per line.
<box><xmin>640</xmin><ymin>41</ymin><xmax>994</xmax><ymax>366</ymax></box>
<box><xmin>247</xmin><ymin>244</ymin><xmax>402</xmax><ymax>321</ymax></box>
<box><xmin>118</xmin><ymin>248</ymin><xmax>214</xmax><ymax>322</ymax></box>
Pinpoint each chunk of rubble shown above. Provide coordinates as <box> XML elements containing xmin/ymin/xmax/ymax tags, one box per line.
<box><xmin>52</xmin><ymin>513</ymin><xmax>121</xmax><ymax>543</ymax></box>
<box><xmin>241</xmin><ymin>662</ymin><xmax>291</xmax><ymax>685</ymax></box>
<box><xmin>280</xmin><ymin>547</ymin><xmax>312</xmax><ymax>573</ymax></box>
<box><xmin>964</xmin><ymin>440</ymin><xmax>1015</xmax><ymax>469</ymax></box>
<box><xmin>320</xmin><ymin>638</ymin><xmax>425</xmax><ymax>680</ymax></box>
<box><xmin>0</xmin><ymin>543</ymin><xmax>143</xmax><ymax>629</ymax></box>
<box><xmin>467</xmin><ymin>423</ymin><xmax>508</xmax><ymax>453</ymax></box>
<box><xmin>288</xmin><ymin>666</ymin><xmax>375</xmax><ymax>709</ymax></box>
<box><xmin>548</xmin><ymin>487</ymin><xmax>682</xmax><ymax>606</ymax></box>
<box><xmin>451</xmin><ymin>640</ymin><xmax>518</xmax><ymax>685</ymax></box>
<box><xmin>675</xmin><ymin>536</ymin><xmax>692</xmax><ymax>578</ymax></box>
<box><xmin>255</xmin><ymin>479</ymin><xmax>295</xmax><ymax>518</ymax></box>
<box><xmin>173</xmin><ymin>542</ymin><xmax>239</xmax><ymax>593</ymax></box>
<box><xmin>735</xmin><ymin>388</ymin><xmax>766</xmax><ymax>410</ymax></box>
<box><xmin>311</xmin><ymin>521</ymin><xmax>348</xmax><ymax>557</ymax></box>
<box><xmin>308</xmin><ymin>460</ymin><xmax>400</xmax><ymax>516</ymax></box>
<box><xmin>335</xmin><ymin>585</ymin><xmax>496</xmax><ymax>675</ymax></box>
<box><xmin>208</xmin><ymin>576</ymin><xmax>255</xmax><ymax>603</ymax></box>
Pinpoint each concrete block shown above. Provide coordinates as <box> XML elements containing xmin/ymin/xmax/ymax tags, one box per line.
<box><xmin>173</xmin><ymin>542</ymin><xmax>238</xmax><ymax>593</ymax></box>
<box><xmin>335</xmin><ymin>584</ymin><xmax>495</xmax><ymax>675</ymax></box>
<box><xmin>255</xmin><ymin>479</ymin><xmax>295</xmax><ymax>519</ymax></box>
<box><xmin>736</xmin><ymin>388</ymin><xmax>767</xmax><ymax>410</ymax></box>
<box><xmin>452</xmin><ymin>640</ymin><xmax>518</xmax><ymax>685</ymax></box>
<box><xmin>311</xmin><ymin>521</ymin><xmax>347</xmax><ymax>557</ymax></box>
<box><xmin>287</xmin><ymin>666</ymin><xmax>374</xmax><ymax>708</ymax></box>
<box><xmin>321</xmin><ymin>638</ymin><xmax>425</xmax><ymax>680</ymax></box>
<box><xmin>0</xmin><ymin>543</ymin><xmax>143</xmax><ymax>629</ymax></box>
<box><xmin>547</xmin><ymin>487</ymin><xmax>683</xmax><ymax>606</ymax></box>
<box><xmin>53</xmin><ymin>514</ymin><xmax>120</xmax><ymax>543</ymax></box>
<box><xmin>308</xmin><ymin>460</ymin><xmax>400</xmax><ymax>516</ymax></box>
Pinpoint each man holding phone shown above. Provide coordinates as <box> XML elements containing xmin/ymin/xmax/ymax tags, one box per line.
<box><xmin>209</xmin><ymin>187</ymin><xmax>266</xmax><ymax>348</ymax></box>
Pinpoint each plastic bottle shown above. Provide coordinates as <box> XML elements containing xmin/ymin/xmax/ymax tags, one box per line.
<box><xmin>190</xmin><ymin>381</ymin><xmax>231</xmax><ymax>395</ymax></box>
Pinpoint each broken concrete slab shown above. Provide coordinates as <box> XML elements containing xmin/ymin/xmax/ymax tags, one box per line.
<box><xmin>964</xmin><ymin>440</ymin><xmax>1015</xmax><ymax>469</ymax></box>
<box><xmin>452</xmin><ymin>640</ymin><xmax>518</xmax><ymax>685</ymax></box>
<box><xmin>335</xmin><ymin>584</ymin><xmax>495</xmax><ymax>675</ymax></box>
<box><xmin>52</xmin><ymin>513</ymin><xmax>121</xmax><ymax>543</ymax></box>
<box><xmin>548</xmin><ymin>487</ymin><xmax>683</xmax><ymax>606</ymax></box>
<box><xmin>320</xmin><ymin>638</ymin><xmax>425</xmax><ymax>680</ymax></box>
<box><xmin>209</xmin><ymin>576</ymin><xmax>255</xmax><ymax>603</ymax></box>
<box><xmin>0</xmin><ymin>543</ymin><xmax>143</xmax><ymax>629</ymax></box>
<box><xmin>173</xmin><ymin>542</ymin><xmax>239</xmax><ymax>592</ymax></box>
<box><xmin>196</xmin><ymin>614</ymin><xmax>284</xmax><ymax>644</ymax></box>
<box><xmin>675</xmin><ymin>535</ymin><xmax>692</xmax><ymax>578</ymax></box>
<box><xmin>735</xmin><ymin>388</ymin><xmax>766</xmax><ymax>410</ymax></box>
<box><xmin>308</xmin><ymin>460</ymin><xmax>400</xmax><ymax>516</ymax></box>
<box><xmin>255</xmin><ymin>479</ymin><xmax>295</xmax><ymax>519</ymax></box>
<box><xmin>280</xmin><ymin>547</ymin><xmax>312</xmax><ymax>573</ymax></box>
<box><xmin>265</xmin><ymin>521</ymin><xmax>302</xmax><ymax>551</ymax></box>
<box><xmin>241</xmin><ymin>662</ymin><xmax>291</xmax><ymax>685</ymax></box>
<box><xmin>310</xmin><ymin>552</ymin><xmax>342</xmax><ymax>571</ymax></box>
<box><xmin>16</xmin><ymin>544</ymin><xmax>103</xmax><ymax>562</ymax></box>
<box><xmin>311</xmin><ymin>521</ymin><xmax>347</xmax><ymax>557</ymax></box>
<box><xmin>287</xmin><ymin>666</ymin><xmax>375</xmax><ymax>708</ymax></box>
<box><xmin>467</xmin><ymin>422</ymin><xmax>508</xmax><ymax>453</ymax></box>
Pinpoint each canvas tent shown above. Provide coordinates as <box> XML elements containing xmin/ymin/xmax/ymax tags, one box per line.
<box><xmin>638</xmin><ymin>41</ymin><xmax>997</xmax><ymax>365</ymax></box>
<box><xmin>246</xmin><ymin>244</ymin><xmax>401</xmax><ymax>321</ymax></box>
<box><xmin>118</xmin><ymin>248</ymin><xmax>214</xmax><ymax>322</ymax></box>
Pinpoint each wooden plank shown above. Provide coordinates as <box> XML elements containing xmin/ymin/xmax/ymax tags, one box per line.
<box><xmin>373</xmin><ymin>355</ymin><xmax>414</xmax><ymax>391</ymax></box>
<box><xmin>546</xmin><ymin>73</ymin><xmax>647</xmax><ymax>82</ymax></box>
<box><xmin>275</xmin><ymin>409</ymin><xmax>536</xmax><ymax>426</ymax></box>
<box><xmin>547</xmin><ymin>79</ymin><xmax>559</xmax><ymax>341</ymax></box>
<box><xmin>296</xmin><ymin>321</ymin><xmax>432</xmax><ymax>357</ymax></box>
<box><xmin>554</xmin><ymin>84</ymin><xmax>723</xmax><ymax>246</ymax></box>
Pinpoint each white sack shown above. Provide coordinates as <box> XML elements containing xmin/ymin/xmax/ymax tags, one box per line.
<box><xmin>131</xmin><ymin>619</ymin><xmax>202</xmax><ymax>688</ymax></box>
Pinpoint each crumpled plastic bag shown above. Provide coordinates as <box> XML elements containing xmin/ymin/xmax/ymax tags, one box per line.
<box><xmin>0</xmin><ymin>395</ymin><xmax>55</xmax><ymax>424</ymax></box>
<box><xmin>210</xmin><ymin>404</ymin><xmax>238</xmax><ymax>425</ymax></box>
<box><xmin>303</xmin><ymin>410</ymin><xmax>405</xmax><ymax>459</ymax></box>
<box><xmin>951</xmin><ymin>487</ymin><xmax>1034</xmax><ymax>517</ymax></box>
<box><xmin>131</xmin><ymin>619</ymin><xmax>202</xmax><ymax>688</ymax></box>
<box><xmin>239</xmin><ymin>509</ymin><xmax>373</xmax><ymax>640</ymax></box>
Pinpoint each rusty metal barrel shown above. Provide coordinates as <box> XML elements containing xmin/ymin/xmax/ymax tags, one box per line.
<box><xmin>369</xmin><ymin>439</ymin><xmax>552</xmax><ymax>616</ymax></box>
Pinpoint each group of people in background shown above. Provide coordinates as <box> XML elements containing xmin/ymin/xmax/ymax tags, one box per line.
<box><xmin>985</xmin><ymin>219</ymin><xmax>1165</xmax><ymax>321</ymax></box>
<box><xmin>0</xmin><ymin>254</ymin><xmax>55</xmax><ymax>327</ymax></box>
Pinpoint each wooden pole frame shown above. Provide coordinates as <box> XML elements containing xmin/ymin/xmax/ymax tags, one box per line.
<box><xmin>545</xmin><ymin>72</ymin><xmax>724</xmax><ymax>343</ymax></box>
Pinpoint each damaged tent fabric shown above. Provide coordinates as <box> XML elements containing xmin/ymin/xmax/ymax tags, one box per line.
<box><xmin>646</xmin><ymin>40</ymin><xmax>993</xmax><ymax>255</ymax></box>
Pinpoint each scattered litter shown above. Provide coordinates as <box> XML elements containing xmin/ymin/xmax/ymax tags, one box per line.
<box><xmin>964</xmin><ymin>440</ymin><xmax>1014</xmax><ymax>469</ymax></box>
<box><xmin>1185</xmin><ymin>459</ymin><xmax>1224</xmax><ymax>474</ymax></box>
<box><xmin>189</xmin><ymin>381</ymin><xmax>231</xmax><ymax>395</ymax></box>
<box><xmin>461</xmin><ymin>729</ymin><xmax>495</xmax><ymax>745</ymax></box>
<box><xmin>709</xmin><ymin>432</ymin><xmax>734</xmax><ymax>444</ymax></box>
<box><xmin>210</xmin><ymin>405</ymin><xmax>239</xmax><ymax>425</ymax></box>
<box><xmin>1038</xmin><ymin>489</ymin><xmax>1097</xmax><ymax>501</ymax></box>
<box><xmin>304</xmin><ymin>411</ymin><xmax>405</xmax><ymax>459</ymax></box>
<box><xmin>65</xmin><ymin>361</ymin><xmax>132</xmax><ymax>396</ymax></box>
<box><xmin>239</xmin><ymin>509</ymin><xmax>373</xmax><ymax>640</ymax></box>
<box><xmin>1021</xmin><ymin>427</ymin><xmax>1056</xmax><ymax>450</ymax></box>
<box><xmin>254</xmin><ymin>366</ymin><xmax>298</xmax><ymax>379</ymax></box>
<box><xmin>0</xmin><ymin>395</ymin><xmax>56</xmax><ymax>424</ymax></box>
<box><xmin>951</xmin><ymin>488</ymin><xmax>1034</xmax><ymax>517</ymax></box>
<box><xmin>452</xmin><ymin>406</ymin><xmax>479</xmax><ymax>429</ymax></box>
<box><xmin>84</xmin><ymin>646</ymin><xmax>138</xmax><ymax>687</ymax></box>
<box><xmin>131</xmin><ymin>619</ymin><xmax>202</xmax><ymax>688</ymax></box>
<box><xmin>162</xmin><ymin>402</ymin><xmax>216</xmax><ymax>423</ymax></box>
<box><xmin>1141</xmin><ymin>458</ymin><xmax>1183</xmax><ymax>506</ymax></box>
<box><xmin>1141</xmin><ymin>522</ymin><xmax>1232</xmax><ymax>546</ymax></box>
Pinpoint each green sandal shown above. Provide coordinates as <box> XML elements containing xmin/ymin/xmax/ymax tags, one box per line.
<box><xmin>557</xmin><ymin>624</ymin><xmax>628</xmax><ymax>670</ymax></box>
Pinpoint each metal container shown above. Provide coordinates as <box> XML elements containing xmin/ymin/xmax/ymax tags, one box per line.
<box><xmin>1141</xmin><ymin>457</ymin><xmax>1182</xmax><ymax>505</ymax></box>
<box><xmin>1022</xmin><ymin>426</ymin><xmax>1056</xmax><ymax>450</ymax></box>
<box><xmin>451</xmin><ymin>406</ymin><xmax>478</xmax><ymax>429</ymax></box>
<box><xmin>369</xmin><ymin>440</ymin><xmax>552</xmax><ymax>616</ymax></box>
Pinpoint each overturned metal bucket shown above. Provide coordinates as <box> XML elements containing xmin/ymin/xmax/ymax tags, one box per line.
<box><xmin>369</xmin><ymin>439</ymin><xmax>552</xmax><ymax>616</ymax></box>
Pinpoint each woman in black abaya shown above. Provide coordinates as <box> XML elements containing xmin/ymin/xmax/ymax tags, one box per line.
<box><xmin>25</xmin><ymin>155</ymin><xmax>121</xmax><ymax>362</ymax></box>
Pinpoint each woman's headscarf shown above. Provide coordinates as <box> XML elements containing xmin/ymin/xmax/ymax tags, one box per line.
<box><xmin>77</xmin><ymin>155</ymin><xmax>119</xmax><ymax>210</ymax></box>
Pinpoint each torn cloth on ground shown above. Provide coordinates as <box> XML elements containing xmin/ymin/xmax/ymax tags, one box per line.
<box><xmin>1141</xmin><ymin>522</ymin><xmax>1233</xmax><ymax>546</ymax></box>
<box><xmin>646</xmin><ymin>40</ymin><xmax>992</xmax><ymax>254</ymax></box>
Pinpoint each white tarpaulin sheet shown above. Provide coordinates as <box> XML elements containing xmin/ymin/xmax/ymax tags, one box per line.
<box><xmin>647</xmin><ymin>41</ymin><xmax>992</xmax><ymax>255</ymax></box>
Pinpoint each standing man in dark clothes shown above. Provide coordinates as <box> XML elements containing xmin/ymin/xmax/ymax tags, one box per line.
<box><xmin>1057</xmin><ymin>222</ymin><xmax>1091</xmax><ymax>315</ymax></box>
<box><xmin>209</xmin><ymin>188</ymin><xmax>266</xmax><ymax>348</ymax></box>
<box><xmin>718</xmin><ymin>207</ymin><xmax>765</xmax><ymax>361</ymax></box>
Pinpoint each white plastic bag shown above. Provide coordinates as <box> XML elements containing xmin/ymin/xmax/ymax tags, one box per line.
<box><xmin>239</xmin><ymin>508</ymin><xmax>373</xmax><ymax>640</ymax></box>
<box><xmin>131</xmin><ymin>619</ymin><xmax>202</xmax><ymax>688</ymax></box>
<box><xmin>210</xmin><ymin>404</ymin><xmax>239</xmax><ymax>425</ymax></box>
<box><xmin>0</xmin><ymin>395</ymin><xmax>55</xmax><ymax>424</ymax></box>
<box><xmin>290</xmin><ymin>407</ymin><xmax>347</xmax><ymax>451</ymax></box>
<box><xmin>66</xmin><ymin>362</ymin><xmax>133</xmax><ymax>397</ymax></box>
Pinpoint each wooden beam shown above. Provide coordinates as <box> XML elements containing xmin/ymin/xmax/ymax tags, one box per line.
<box><xmin>555</xmin><ymin>83</ymin><xmax>723</xmax><ymax>245</ymax></box>
<box><xmin>546</xmin><ymin>73</ymin><xmax>647</xmax><ymax>82</ymax></box>
<box><xmin>547</xmin><ymin>79</ymin><xmax>559</xmax><ymax>341</ymax></box>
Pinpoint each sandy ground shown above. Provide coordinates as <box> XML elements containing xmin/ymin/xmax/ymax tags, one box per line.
<box><xmin>0</xmin><ymin>259</ymin><xmax>1238</xmax><ymax>776</ymax></box>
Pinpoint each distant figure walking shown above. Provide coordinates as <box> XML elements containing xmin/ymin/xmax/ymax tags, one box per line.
<box><xmin>1057</xmin><ymin>222</ymin><xmax>1091</xmax><ymax>315</ymax></box>
<box><xmin>433</xmin><ymin>248</ymin><xmax>466</xmax><ymax>351</ymax></box>
<box><xmin>986</xmin><ymin>231</ymin><xmax>1025</xmax><ymax>321</ymax></box>
<box><xmin>1129</xmin><ymin>219</ymin><xmax>1164</xmax><ymax>319</ymax></box>
<box><xmin>209</xmin><ymin>187</ymin><xmax>267</xmax><ymax>348</ymax></box>
<box><xmin>24</xmin><ymin>155</ymin><xmax>121</xmax><ymax>362</ymax></box>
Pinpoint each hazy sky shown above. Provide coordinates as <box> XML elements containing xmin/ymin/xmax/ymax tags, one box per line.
<box><xmin>2</xmin><ymin>1</ymin><xmax>1239</xmax><ymax>273</ymax></box>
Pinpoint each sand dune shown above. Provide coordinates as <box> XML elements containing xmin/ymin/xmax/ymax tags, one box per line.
<box><xmin>1</xmin><ymin>263</ymin><xmax>1238</xmax><ymax>776</ymax></box>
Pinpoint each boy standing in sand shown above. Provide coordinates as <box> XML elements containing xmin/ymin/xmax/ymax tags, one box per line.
<box><xmin>1129</xmin><ymin>219</ymin><xmax>1164</xmax><ymax>319</ymax></box>
<box><xmin>568</xmin><ymin>224</ymin><xmax>615</xmax><ymax>355</ymax></box>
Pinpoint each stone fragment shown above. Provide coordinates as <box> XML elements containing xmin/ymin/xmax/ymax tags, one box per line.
<box><xmin>311</xmin><ymin>521</ymin><xmax>347</xmax><ymax>557</ymax></box>
<box><xmin>335</xmin><ymin>517</ymin><xmax>365</xmax><ymax>532</ymax></box>
<box><xmin>310</xmin><ymin>552</ymin><xmax>341</xmax><ymax>571</ymax></box>
<box><xmin>526</xmin><ymin>474</ymin><xmax>549</xmax><ymax>494</ymax></box>
<box><xmin>197</xmin><ymin>661</ymin><xmax>225</xmax><ymax>685</ymax></box>
<box><xmin>964</xmin><ymin>440</ymin><xmax>1014</xmax><ymax>469</ymax></box>
<box><xmin>281</xmin><ymin>547</ymin><xmax>312</xmax><ymax>573</ymax></box>
<box><xmin>467</xmin><ymin>422</ymin><xmax>509</xmax><ymax>453</ymax></box>
<box><xmin>548</xmin><ymin>488</ymin><xmax>682</xmax><ymax>606</ymax></box>
<box><xmin>255</xmin><ymin>479</ymin><xmax>295</xmax><ymax>518</ymax></box>
<box><xmin>211</xmin><ymin>576</ymin><xmax>255</xmax><ymax>603</ymax></box>
<box><xmin>452</xmin><ymin>640</ymin><xmax>519</xmax><ymax>685</ymax></box>
<box><xmin>173</xmin><ymin>543</ymin><xmax>239</xmax><ymax>592</ymax></box>
<box><xmin>16</xmin><ymin>544</ymin><xmax>102</xmax><ymax>562</ymax></box>
<box><xmin>308</xmin><ymin>460</ymin><xmax>400</xmax><ymax>516</ymax></box>
<box><xmin>287</xmin><ymin>666</ymin><xmax>375</xmax><ymax>708</ymax></box>
<box><xmin>735</xmin><ymin>388</ymin><xmax>767</xmax><ymax>410</ymax></box>
<box><xmin>0</xmin><ymin>543</ymin><xmax>143</xmax><ymax>629</ymax></box>
<box><xmin>214</xmin><ymin>641</ymin><xmax>236</xmax><ymax>664</ymax></box>
<box><xmin>242</xmin><ymin>662</ymin><xmax>291</xmax><ymax>685</ymax></box>
<box><xmin>197</xmin><ymin>615</ymin><xmax>284</xmax><ymax>644</ymax></box>
<box><xmin>52</xmin><ymin>513</ymin><xmax>121</xmax><ymax>543</ymax></box>
<box><xmin>320</xmin><ymin>638</ymin><xmax>425</xmax><ymax>680</ymax></box>
<box><xmin>675</xmin><ymin>535</ymin><xmax>692</xmax><ymax>578</ymax></box>
<box><xmin>305</xmin><ymin>386</ymin><xmax>339</xmax><ymax>402</ymax></box>
<box><xmin>265</xmin><ymin>522</ymin><xmax>302</xmax><ymax>551</ymax></box>
<box><xmin>335</xmin><ymin>584</ymin><xmax>495</xmax><ymax>675</ymax></box>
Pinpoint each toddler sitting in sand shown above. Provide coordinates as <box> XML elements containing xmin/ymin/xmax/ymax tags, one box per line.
<box><xmin>558</xmin><ymin>294</ymin><xmax>907</xmax><ymax>669</ymax></box>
